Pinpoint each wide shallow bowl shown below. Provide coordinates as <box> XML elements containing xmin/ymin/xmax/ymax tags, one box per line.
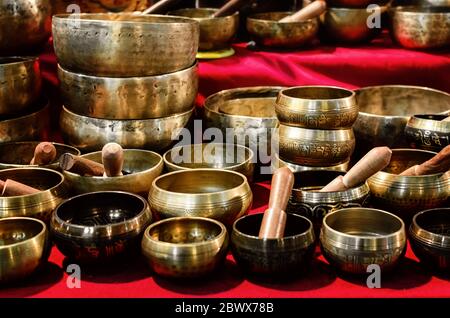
<box><xmin>320</xmin><ymin>208</ymin><xmax>406</xmax><ymax>274</ymax></box>
<box><xmin>405</xmin><ymin>114</ymin><xmax>450</xmax><ymax>151</ymax></box>
<box><xmin>149</xmin><ymin>169</ymin><xmax>252</xmax><ymax>227</ymax></box>
<box><xmin>0</xmin><ymin>217</ymin><xmax>48</xmax><ymax>284</ymax></box>
<box><xmin>142</xmin><ymin>216</ymin><xmax>228</xmax><ymax>278</ymax></box>
<box><xmin>51</xmin><ymin>191</ymin><xmax>151</xmax><ymax>263</ymax></box>
<box><xmin>271</xmin><ymin>152</ymin><xmax>350</xmax><ymax>173</ymax></box>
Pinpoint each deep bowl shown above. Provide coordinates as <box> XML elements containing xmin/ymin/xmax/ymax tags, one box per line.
<box><xmin>405</xmin><ymin>114</ymin><xmax>450</xmax><ymax>151</ymax></box>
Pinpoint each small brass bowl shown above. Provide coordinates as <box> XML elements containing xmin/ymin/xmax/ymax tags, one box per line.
<box><xmin>63</xmin><ymin>149</ymin><xmax>163</xmax><ymax>196</ymax></box>
<box><xmin>389</xmin><ymin>6</ymin><xmax>450</xmax><ymax>49</ymax></box>
<box><xmin>276</xmin><ymin>86</ymin><xmax>358</xmax><ymax>129</ymax></box>
<box><xmin>410</xmin><ymin>208</ymin><xmax>450</xmax><ymax>272</ymax></box>
<box><xmin>327</xmin><ymin>0</ymin><xmax>389</xmax><ymax>8</ymax></box>
<box><xmin>405</xmin><ymin>114</ymin><xmax>450</xmax><ymax>151</ymax></box>
<box><xmin>149</xmin><ymin>169</ymin><xmax>253</xmax><ymax>227</ymax></box>
<box><xmin>170</xmin><ymin>8</ymin><xmax>239</xmax><ymax>51</ymax></box>
<box><xmin>231</xmin><ymin>213</ymin><xmax>315</xmax><ymax>278</ymax></box>
<box><xmin>60</xmin><ymin>106</ymin><xmax>194</xmax><ymax>152</ymax></box>
<box><xmin>0</xmin><ymin>141</ymin><xmax>80</xmax><ymax>170</ymax></box>
<box><xmin>287</xmin><ymin>170</ymin><xmax>370</xmax><ymax>238</ymax></box>
<box><xmin>58</xmin><ymin>63</ymin><xmax>198</xmax><ymax>120</ymax></box>
<box><xmin>0</xmin><ymin>168</ymin><xmax>69</xmax><ymax>222</ymax></box>
<box><xmin>0</xmin><ymin>57</ymin><xmax>41</xmax><ymax>116</ymax></box>
<box><xmin>277</xmin><ymin>124</ymin><xmax>355</xmax><ymax>166</ymax></box>
<box><xmin>141</xmin><ymin>216</ymin><xmax>228</xmax><ymax>278</ymax></box>
<box><xmin>52</xmin><ymin>13</ymin><xmax>199</xmax><ymax>77</ymax></box>
<box><xmin>0</xmin><ymin>217</ymin><xmax>48</xmax><ymax>284</ymax></box>
<box><xmin>368</xmin><ymin>149</ymin><xmax>450</xmax><ymax>222</ymax></box>
<box><xmin>246</xmin><ymin>12</ymin><xmax>319</xmax><ymax>49</ymax></box>
<box><xmin>164</xmin><ymin>143</ymin><xmax>255</xmax><ymax>181</ymax></box>
<box><xmin>271</xmin><ymin>152</ymin><xmax>350</xmax><ymax>173</ymax></box>
<box><xmin>51</xmin><ymin>191</ymin><xmax>152</xmax><ymax>264</ymax></box>
<box><xmin>320</xmin><ymin>208</ymin><xmax>406</xmax><ymax>274</ymax></box>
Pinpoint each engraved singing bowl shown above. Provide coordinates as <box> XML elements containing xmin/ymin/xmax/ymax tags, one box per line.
<box><xmin>277</xmin><ymin>124</ymin><xmax>355</xmax><ymax>166</ymax></box>
<box><xmin>231</xmin><ymin>213</ymin><xmax>315</xmax><ymax>278</ymax></box>
<box><xmin>0</xmin><ymin>217</ymin><xmax>49</xmax><ymax>284</ymax></box>
<box><xmin>169</xmin><ymin>8</ymin><xmax>239</xmax><ymax>51</ymax></box>
<box><xmin>0</xmin><ymin>0</ymin><xmax>52</xmax><ymax>54</ymax></box>
<box><xmin>149</xmin><ymin>169</ymin><xmax>253</xmax><ymax>227</ymax></box>
<box><xmin>0</xmin><ymin>168</ymin><xmax>69</xmax><ymax>222</ymax></box>
<box><xmin>63</xmin><ymin>149</ymin><xmax>163</xmax><ymax>196</ymax></box>
<box><xmin>389</xmin><ymin>6</ymin><xmax>450</xmax><ymax>49</ymax></box>
<box><xmin>60</xmin><ymin>106</ymin><xmax>194</xmax><ymax>152</ymax></box>
<box><xmin>246</xmin><ymin>12</ymin><xmax>319</xmax><ymax>48</ymax></box>
<box><xmin>52</xmin><ymin>13</ymin><xmax>199</xmax><ymax>77</ymax></box>
<box><xmin>276</xmin><ymin>86</ymin><xmax>358</xmax><ymax>129</ymax></box>
<box><xmin>410</xmin><ymin>208</ymin><xmax>450</xmax><ymax>271</ymax></box>
<box><xmin>0</xmin><ymin>57</ymin><xmax>41</xmax><ymax>116</ymax></box>
<box><xmin>405</xmin><ymin>114</ymin><xmax>450</xmax><ymax>151</ymax></box>
<box><xmin>327</xmin><ymin>0</ymin><xmax>389</xmax><ymax>8</ymax></box>
<box><xmin>287</xmin><ymin>170</ymin><xmax>370</xmax><ymax>238</ymax></box>
<box><xmin>58</xmin><ymin>63</ymin><xmax>198</xmax><ymax>120</ymax></box>
<box><xmin>368</xmin><ymin>149</ymin><xmax>450</xmax><ymax>222</ymax></box>
<box><xmin>271</xmin><ymin>152</ymin><xmax>350</xmax><ymax>173</ymax></box>
<box><xmin>141</xmin><ymin>217</ymin><xmax>228</xmax><ymax>278</ymax></box>
<box><xmin>0</xmin><ymin>141</ymin><xmax>80</xmax><ymax>170</ymax></box>
<box><xmin>51</xmin><ymin>191</ymin><xmax>151</xmax><ymax>264</ymax></box>
<box><xmin>320</xmin><ymin>208</ymin><xmax>406</xmax><ymax>274</ymax></box>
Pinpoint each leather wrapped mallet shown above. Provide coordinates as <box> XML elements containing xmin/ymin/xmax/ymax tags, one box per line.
<box><xmin>59</xmin><ymin>153</ymin><xmax>105</xmax><ymax>177</ymax></box>
<box><xmin>213</xmin><ymin>0</ymin><xmax>247</xmax><ymax>18</ymax></box>
<box><xmin>102</xmin><ymin>143</ymin><xmax>124</xmax><ymax>177</ymax></box>
<box><xmin>30</xmin><ymin>142</ymin><xmax>57</xmax><ymax>165</ymax></box>
<box><xmin>279</xmin><ymin>0</ymin><xmax>327</xmax><ymax>23</ymax></box>
<box><xmin>1</xmin><ymin>179</ymin><xmax>40</xmax><ymax>196</ymax></box>
<box><xmin>400</xmin><ymin>144</ymin><xmax>450</xmax><ymax>176</ymax></box>
<box><xmin>142</xmin><ymin>0</ymin><xmax>182</xmax><ymax>14</ymax></box>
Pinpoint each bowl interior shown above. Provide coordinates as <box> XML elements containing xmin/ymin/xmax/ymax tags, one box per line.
<box><xmin>0</xmin><ymin>57</ymin><xmax>32</xmax><ymax>65</ymax></box>
<box><xmin>283</xmin><ymin>87</ymin><xmax>353</xmax><ymax>100</ymax></box>
<box><xmin>56</xmin><ymin>13</ymin><xmax>193</xmax><ymax>23</ymax></box>
<box><xmin>383</xmin><ymin>149</ymin><xmax>435</xmax><ymax>174</ymax></box>
<box><xmin>0</xmin><ymin>169</ymin><xmax>62</xmax><ymax>192</ymax></box>
<box><xmin>395</xmin><ymin>6</ymin><xmax>450</xmax><ymax>14</ymax></box>
<box><xmin>0</xmin><ymin>218</ymin><xmax>43</xmax><ymax>246</ymax></box>
<box><xmin>250</xmin><ymin>12</ymin><xmax>292</xmax><ymax>21</ymax></box>
<box><xmin>293</xmin><ymin>170</ymin><xmax>345</xmax><ymax>191</ymax></box>
<box><xmin>218</xmin><ymin>98</ymin><xmax>276</xmax><ymax>117</ymax></box>
<box><xmin>414</xmin><ymin>114</ymin><xmax>449</xmax><ymax>121</ymax></box>
<box><xmin>416</xmin><ymin>209</ymin><xmax>450</xmax><ymax>237</ymax></box>
<box><xmin>0</xmin><ymin>142</ymin><xmax>78</xmax><ymax>165</ymax></box>
<box><xmin>171</xmin><ymin>8</ymin><xmax>218</xmax><ymax>19</ymax></box>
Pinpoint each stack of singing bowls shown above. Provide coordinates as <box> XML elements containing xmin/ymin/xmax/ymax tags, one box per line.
<box><xmin>54</xmin><ymin>13</ymin><xmax>200</xmax><ymax>152</ymax></box>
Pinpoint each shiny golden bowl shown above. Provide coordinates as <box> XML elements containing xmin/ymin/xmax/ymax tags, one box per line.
<box><xmin>0</xmin><ymin>217</ymin><xmax>49</xmax><ymax>284</ymax></box>
<box><xmin>247</xmin><ymin>12</ymin><xmax>319</xmax><ymax>48</ymax></box>
<box><xmin>149</xmin><ymin>169</ymin><xmax>253</xmax><ymax>227</ymax></box>
<box><xmin>141</xmin><ymin>216</ymin><xmax>228</xmax><ymax>278</ymax></box>
<box><xmin>405</xmin><ymin>114</ymin><xmax>450</xmax><ymax>151</ymax></box>
<box><xmin>276</xmin><ymin>86</ymin><xmax>358</xmax><ymax>129</ymax></box>
<box><xmin>0</xmin><ymin>168</ymin><xmax>69</xmax><ymax>222</ymax></box>
<box><xmin>272</xmin><ymin>152</ymin><xmax>350</xmax><ymax>173</ymax></box>
<box><xmin>52</xmin><ymin>13</ymin><xmax>199</xmax><ymax>77</ymax></box>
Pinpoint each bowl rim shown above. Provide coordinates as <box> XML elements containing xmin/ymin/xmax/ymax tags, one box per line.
<box><xmin>169</xmin><ymin>7</ymin><xmax>239</xmax><ymax>20</ymax></box>
<box><xmin>247</xmin><ymin>11</ymin><xmax>318</xmax><ymax>24</ymax></box>
<box><xmin>389</xmin><ymin>5</ymin><xmax>450</xmax><ymax>15</ymax></box>
<box><xmin>0</xmin><ymin>217</ymin><xmax>46</xmax><ymax>250</ymax></box>
<box><xmin>410</xmin><ymin>207</ymin><xmax>450</xmax><ymax>248</ymax></box>
<box><xmin>272</xmin><ymin>152</ymin><xmax>350</xmax><ymax>172</ymax></box>
<box><xmin>0</xmin><ymin>56</ymin><xmax>39</xmax><ymax>67</ymax></box>
<box><xmin>0</xmin><ymin>97</ymin><xmax>49</xmax><ymax>124</ymax></box>
<box><xmin>407</xmin><ymin>114</ymin><xmax>450</xmax><ymax>132</ymax></box>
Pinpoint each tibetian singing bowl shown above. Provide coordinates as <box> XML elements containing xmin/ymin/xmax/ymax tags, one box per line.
<box><xmin>320</xmin><ymin>208</ymin><xmax>407</xmax><ymax>274</ymax></box>
<box><xmin>410</xmin><ymin>208</ymin><xmax>450</xmax><ymax>272</ymax></box>
<box><xmin>231</xmin><ymin>213</ymin><xmax>315</xmax><ymax>278</ymax></box>
<box><xmin>169</xmin><ymin>8</ymin><xmax>239</xmax><ymax>51</ymax></box>
<box><xmin>0</xmin><ymin>168</ymin><xmax>69</xmax><ymax>222</ymax></box>
<box><xmin>141</xmin><ymin>217</ymin><xmax>229</xmax><ymax>278</ymax></box>
<box><xmin>276</xmin><ymin>86</ymin><xmax>358</xmax><ymax>129</ymax></box>
<box><xmin>0</xmin><ymin>217</ymin><xmax>49</xmax><ymax>284</ymax></box>
<box><xmin>271</xmin><ymin>152</ymin><xmax>350</xmax><ymax>173</ymax></box>
<box><xmin>405</xmin><ymin>114</ymin><xmax>450</xmax><ymax>151</ymax></box>
<box><xmin>52</xmin><ymin>13</ymin><xmax>199</xmax><ymax>77</ymax></box>
<box><xmin>51</xmin><ymin>191</ymin><xmax>152</xmax><ymax>264</ymax></box>
<box><xmin>149</xmin><ymin>169</ymin><xmax>253</xmax><ymax>227</ymax></box>
<box><xmin>59</xmin><ymin>106</ymin><xmax>194</xmax><ymax>152</ymax></box>
<box><xmin>58</xmin><ymin>63</ymin><xmax>198</xmax><ymax>120</ymax></box>
<box><xmin>246</xmin><ymin>12</ymin><xmax>319</xmax><ymax>48</ymax></box>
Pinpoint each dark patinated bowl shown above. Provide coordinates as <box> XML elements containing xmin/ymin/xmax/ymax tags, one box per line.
<box><xmin>405</xmin><ymin>114</ymin><xmax>450</xmax><ymax>151</ymax></box>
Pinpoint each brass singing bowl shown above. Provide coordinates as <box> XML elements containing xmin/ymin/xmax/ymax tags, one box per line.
<box><xmin>231</xmin><ymin>213</ymin><xmax>315</xmax><ymax>277</ymax></box>
<box><xmin>169</xmin><ymin>8</ymin><xmax>239</xmax><ymax>51</ymax></box>
<box><xmin>60</xmin><ymin>106</ymin><xmax>194</xmax><ymax>152</ymax></box>
<box><xmin>246</xmin><ymin>12</ymin><xmax>319</xmax><ymax>49</ymax></box>
<box><xmin>141</xmin><ymin>217</ymin><xmax>228</xmax><ymax>278</ymax></box>
<box><xmin>389</xmin><ymin>6</ymin><xmax>450</xmax><ymax>49</ymax></box>
<box><xmin>405</xmin><ymin>114</ymin><xmax>450</xmax><ymax>151</ymax></box>
<box><xmin>58</xmin><ymin>63</ymin><xmax>198</xmax><ymax>120</ymax></box>
<box><xmin>327</xmin><ymin>0</ymin><xmax>390</xmax><ymax>8</ymax></box>
<box><xmin>271</xmin><ymin>152</ymin><xmax>350</xmax><ymax>173</ymax></box>
<box><xmin>410</xmin><ymin>208</ymin><xmax>450</xmax><ymax>271</ymax></box>
<box><xmin>51</xmin><ymin>191</ymin><xmax>152</xmax><ymax>263</ymax></box>
<box><xmin>63</xmin><ymin>149</ymin><xmax>163</xmax><ymax>197</ymax></box>
<box><xmin>0</xmin><ymin>141</ymin><xmax>80</xmax><ymax>170</ymax></box>
<box><xmin>320</xmin><ymin>208</ymin><xmax>406</xmax><ymax>274</ymax></box>
<box><xmin>276</xmin><ymin>86</ymin><xmax>358</xmax><ymax>129</ymax></box>
<box><xmin>0</xmin><ymin>168</ymin><xmax>69</xmax><ymax>222</ymax></box>
<box><xmin>277</xmin><ymin>124</ymin><xmax>355</xmax><ymax>166</ymax></box>
<box><xmin>164</xmin><ymin>143</ymin><xmax>255</xmax><ymax>181</ymax></box>
<box><xmin>0</xmin><ymin>217</ymin><xmax>49</xmax><ymax>284</ymax></box>
<box><xmin>368</xmin><ymin>149</ymin><xmax>450</xmax><ymax>222</ymax></box>
<box><xmin>52</xmin><ymin>13</ymin><xmax>199</xmax><ymax>77</ymax></box>
<box><xmin>149</xmin><ymin>169</ymin><xmax>253</xmax><ymax>227</ymax></box>
<box><xmin>0</xmin><ymin>0</ymin><xmax>52</xmax><ymax>54</ymax></box>
<box><xmin>0</xmin><ymin>57</ymin><xmax>41</xmax><ymax>116</ymax></box>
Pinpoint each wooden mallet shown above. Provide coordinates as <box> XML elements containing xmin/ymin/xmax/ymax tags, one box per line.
<box><xmin>59</xmin><ymin>153</ymin><xmax>105</xmax><ymax>177</ymax></box>
<box><xmin>400</xmin><ymin>144</ymin><xmax>450</xmax><ymax>176</ymax></box>
<box><xmin>102</xmin><ymin>143</ymin><xmax>124</xmax><ymax>177</ymax></box>
<box><xmin>1</xmin><ymin>179</ymin><xmax>40</xmax><ymax>196</ymax></box>
<box><xmin>30</xmin><ymin>142</ymin><xmax>57</xmax><ymax>165</ymax></box>
<box><xmin>278</xmin><ymin>0</ymin><xmax>327</xmax><ymax>23</ymax></box>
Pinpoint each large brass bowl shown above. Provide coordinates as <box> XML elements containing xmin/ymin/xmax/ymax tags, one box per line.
<box><xmin>52</xmin><ymin>13</ymin><xmax>199</xmax><ymax>77</ymax></box>
<box><xmin>141</xmin><ymin>217</ymin><xmax>228</xmax><ymax>278</ymax></box>
<box><xmin>149</xmin><ymin>169</ymin><xmax>253</xmax><ymax>227</ymax></box>
<box><xmin>0</xmin><ymin>217</ymin><xmax>49</xmax><ymax>284</ymax></box>
<box><xmin>271</xmin><ymin>152</ymin><xmax>350</xmax><ymax>173</ymax></box>
<box><xmin>405</xmin><ymin>114</ymin><xmax>450</xmax><ymax>151</ymax></box>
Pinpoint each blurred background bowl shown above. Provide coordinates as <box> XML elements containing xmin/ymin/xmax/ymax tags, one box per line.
<box><xmin>271</xmin><ymin>152</ymin><xmax>350</xmax><ymax>173</ymax></box>
<box><xmin>405</xmin><ymin>114</ymin><xmax>450</xmax><ymax>151</ymax></box>
<box><xmin>327</xmin><ymin>0</ymin><xmax>390</xmax><ymax>8</ymax></box>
